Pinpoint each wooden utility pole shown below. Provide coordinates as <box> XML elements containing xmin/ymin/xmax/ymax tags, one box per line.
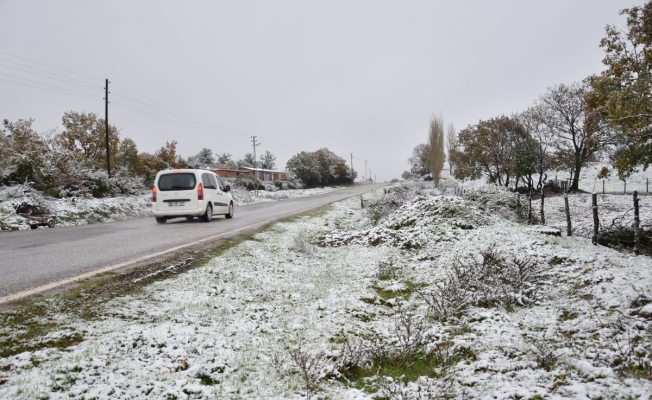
<box><xmin>104</xmin><ymin>79</ymin><xmax>111</xmax><ymax>178</ymax></box>
<box><xmin>350</xmin><ymin>153</ymin><xmax>354</xmax><ymax>183</ymax></box>
<box><xmin>251</xmin><ymin>136</ymin><xmax>260</xmax><ymax>195</ymax></box>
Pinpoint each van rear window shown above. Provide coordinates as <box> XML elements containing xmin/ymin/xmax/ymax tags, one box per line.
<box><xmin>158</xmin><ymin>173</ymin><xmax>196</xmax><ymax>191</ymax></box>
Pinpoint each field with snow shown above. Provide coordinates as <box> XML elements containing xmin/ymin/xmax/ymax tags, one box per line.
<box><xmin>1</xmin><ymin>180</ymin><xmax>651</xmax><ymax>399</ymax></box>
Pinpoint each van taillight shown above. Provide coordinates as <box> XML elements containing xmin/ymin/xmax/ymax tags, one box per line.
<box><xmin>152</xmin><ymin>186</ymin><xmax>157</xmax><ymax>202</ymax></box>
<box><xmin>197</xmin><ymin>183</ymin><xmax>204</xmax><ymax>200</ymax></box>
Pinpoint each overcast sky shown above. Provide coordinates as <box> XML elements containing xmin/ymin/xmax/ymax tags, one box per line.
<box><xmin>0</xmin><ymin>1</ymin><xmax>635</xmax><ymax>181</ymax></box>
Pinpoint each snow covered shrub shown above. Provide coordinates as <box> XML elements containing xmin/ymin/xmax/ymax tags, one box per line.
<box><xmin>377</xmin><ymin>258</ymin><xmax>399</xmax><ymax>281</ymax></box>
<box><xmin>81</xmin><ymin>170</ymin><xmax>112</xmax><ymax>197</ymax></box>
<box><xmin>415</xmin><ymin>265</ymin><xmax>472</xmax><ymax>322</ymax></box>
<box><xmin>290</xmin><ymin>233</ymin><xmax>313</xmax><ymax>254</ymax></box>
<box><xmin>320</xmin><ymin>195</ymin><xmax>489</xmax><ymax>249</ymax></box>
<box><xmin>466</xmin><ymin>245</ymin><xmax>548</xmax><ymax>308</ymax></box>
<box><xmin>281</xmin><ymin>341</ymin><xmax>327</xmax><ymax>399</ymax></box>
<box><xmin>110</xmin><ymin>173</ymin><xmax>146</xmax><ymax>196</ymax></box>
<box><xmin>366</xmin><ymin>184</ymin><xmax>420</xmax><ymax>225</ymax></box>
<box><xmin>418</xmin><ymin>246</ymin><xmax>549</xmax><ymax>320</ymax></box>
<box><xmin>463</xmin><ymin>184</ymin><xmax>523</xmax><ymax>221</ymax></box>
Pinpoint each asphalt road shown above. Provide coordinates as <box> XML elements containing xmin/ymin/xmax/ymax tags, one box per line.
<box><xmin>0</xmin><ymin>184</ymin><xmax>386</xmax><ymax>302</ymax></box>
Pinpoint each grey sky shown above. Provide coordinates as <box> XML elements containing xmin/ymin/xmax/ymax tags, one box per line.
<box><xmin>0</xmin><ymin>1</ymin><xmax>633</xmax><ymax>181</ymax></box>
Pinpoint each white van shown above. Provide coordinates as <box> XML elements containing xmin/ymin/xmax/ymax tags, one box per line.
<box><xmin>152</xmin><ymin>169</ymin><xmax>234</xmax><ymax>224</ymax></box>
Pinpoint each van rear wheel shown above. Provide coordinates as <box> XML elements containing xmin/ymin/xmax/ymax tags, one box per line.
<box><xmin>201</xmin><ymin>205</ymin><xmax>213</xmax><ymax>222</ymax></box>
<box><xmin>225</xmin><ymin>202</ymin><xmax>234</xmax><ymax>219</ymax></box>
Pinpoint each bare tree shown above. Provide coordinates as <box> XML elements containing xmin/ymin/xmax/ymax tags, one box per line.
<box><xmin>446</xmin><ymin>123</ymin><xmax>457</xmax><ymax>175</ymax></box>
<box><xmin>519</xmin><ymin>107</ymin><xmax>556</xmax><ymax>191</ymax></box>
<box><xmin>428</xmin><ymin>115</ymin><xmax>446</xmax><ymax>184</ymax></box>
<box><xmin>537</xmin><ymin>82</ymin><xmax>606</xmax><ymax>191</ymax></box>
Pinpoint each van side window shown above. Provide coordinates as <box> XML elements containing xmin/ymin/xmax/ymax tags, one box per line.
<box><xmin>207</xmin><ymin>174</ymin><xmax>218</xmax><ymax>190</ymax></box>
<box><xmin>215</xmin><ymin>175</ymin><xmax>226</xmax><ymax>191</ymax></box>
<box><xmin>202</xmin><ymin>173</ymin><xmax>212</xmax><ymax>188</ymax></box>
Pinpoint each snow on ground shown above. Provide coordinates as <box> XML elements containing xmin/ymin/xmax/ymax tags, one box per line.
<box><xmin>0</xmin><ymin>185</ymin><xmax>342</xmax><ymax>232</ymax></box>
<box><xmin>1</xmin><ymin>181</ymin><xmax>651</xmax><ymax>399</ymax></box>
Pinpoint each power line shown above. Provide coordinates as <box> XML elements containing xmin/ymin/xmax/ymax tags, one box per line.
<box><xmin>0</xmin><ymin>78</ymin><xmax>101</xmax><ymax>101</ymax></box>
<box><xmin>0</xmin><ymin>53</ymin><xmax>318</xmax><ymax>157</ymax></box>
<box><xmin>111</xmin><ymin>101</ymin><xmax>251</xmax><ymax>145</ymax></box>
<box><xmin>111</xmin><ymin>91</ymin><xmax>244</xmax><ymax>136</ymax></box>
<box><xmin>111</xmin><ymin>84</ymin><xmax>307</xmax><ymax>153</ymax></box>
<box><xmin>112</xmin><ymin>83</ymin><xmax>249</xmax><ymax>137</ymax></box>
<box><xmin>0</xmin><ymin>62</ymin><xmax>100</xmax><ymax>90</ymax></box>
<box><xmin>0</xmin><ymin>51</ymin><xmax>101</xmax><ymax>81</ymax></box>
<box><xmin>0</xmin><ymin>58</ymin><xmax>101</xmax><ymax>87</ymax></box>
<box><xmin>0</xmin><ymin>72</ymin><xmax>98</xmax><ymax>97</ymax></box>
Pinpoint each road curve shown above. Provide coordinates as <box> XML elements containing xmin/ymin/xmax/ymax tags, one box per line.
<box><xmin>0</xmin><ymin>184</ymin><xmax>386</xmax><ymax>303</ymax></box>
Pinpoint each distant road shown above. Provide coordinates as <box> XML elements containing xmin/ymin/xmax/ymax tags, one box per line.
<box><xmin>0</xmin><ymin>184</ymin><xmax>386</xmax><ymax>303</ymax></box>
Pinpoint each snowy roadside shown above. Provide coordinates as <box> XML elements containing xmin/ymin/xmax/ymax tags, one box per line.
<box><xmin>0</xmin><ymin>185</ymin><xmax>342</xmax><ymax>232</ymax></box>
<box><xmin>1</xmin><ymin>182</ymin><xmax>651</xmax><ymax>399</ymax></box>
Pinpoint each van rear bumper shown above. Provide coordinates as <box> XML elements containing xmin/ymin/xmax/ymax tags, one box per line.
<box><xmin>152</xmin><ymin>207</ymin><xmax>205</xmax><ymax>218</ymax></box>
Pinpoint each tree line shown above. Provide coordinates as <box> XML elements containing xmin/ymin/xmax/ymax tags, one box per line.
<box><xmin>0</xmin><ymin>110</ymin><xmax>356</xmax><ymax>197</ymax></box>
<box><xmin>0</xmin><ymin>111</ymin><xmax>284</xmax><ymax>197</ymax></box>
<box><xmin>408</xmin><ymin>2</ymin><xmax>652</xmax><ymax>192</ymax></box>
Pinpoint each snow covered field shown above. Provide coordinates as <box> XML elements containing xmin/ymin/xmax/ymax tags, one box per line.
<box><xmin>1</xmin><ymin>182</ymin><xmax>651</xmax><ymax>399</ymax></box>
<box><xmin>0</xmin><ymin>185</ymin><xmax>341</xmax><ymax>232</ymax></box>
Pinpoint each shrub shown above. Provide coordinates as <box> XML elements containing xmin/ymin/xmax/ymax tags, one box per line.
<box><xmin>417</xmin><ymin>245</ymin><xmax>549</xmax><ymax>321</ymax></box>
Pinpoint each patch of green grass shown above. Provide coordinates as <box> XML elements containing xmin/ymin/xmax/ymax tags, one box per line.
<box><xmin>373</xmin><ymin>281</ymin><xmax>416</xmax><ymax>303</ymax></box>
<box><xmin>197</xmin><ymin>372</ymin><xmax>218</xmax><ymax>385</ymax></box>
<box><xmin>348</xmin><ymin>345</ymin><xmax>476</xmax><ymax>388</ymax></box>
<box><xmin>558</xmin><ymin>309</ymin><xmax>579</xmax><ymax>322</ymax></box>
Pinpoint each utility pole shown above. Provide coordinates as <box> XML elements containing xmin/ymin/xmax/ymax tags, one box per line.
<box><xmin>104</xmin><ymin>79</ymin><xmax>111</xmax><ymax>178</ymax></box>
<box><xmin>350</xmin><ymin>153</ymin><xmax>354</xmax><ymax>184</ymax></box>
<box><xmin>251</xmin><ymin>136</ymin><xmax>261</xmax><ymax>195</ymax></box>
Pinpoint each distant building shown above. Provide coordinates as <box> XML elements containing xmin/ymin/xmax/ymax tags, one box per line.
<box><xmin>213</xmin><ymin>167</ymin><xmax>287</xmax><ymax>181</ymax></box>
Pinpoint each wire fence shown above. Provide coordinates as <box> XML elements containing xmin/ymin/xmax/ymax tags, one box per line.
<box><xmin>432</xmin><ymin>180</ymin><xmax>650</xmax><ymax>254</ymax></box>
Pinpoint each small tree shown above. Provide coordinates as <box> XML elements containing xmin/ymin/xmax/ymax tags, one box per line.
<box><xmin>116</xmin><ymin>138</ymin><xmax>140</xmax><ymax>175</ymax></box>
<box><xmin>427</xmin><ymin>115</ymin><xmax>446</xmax><ymax>183</ymax></box>
<box><xmin>216</xmin><ymin>152</ymin><xmax>232</xmax><ymax>164</ymax></box>
<box><xmin>408</xmin><ymin>144</ymin><xmax>429</xmax><ymax>177</ymax></box>
<box><xmin>186</xmin><ymin>148</ymin><xmax>215</xmax><ymax>169</ymax></box>
<box><xmin>260</xmin><ymin>150</ymin><xmax>276</xmax><ymax>170</ymax></box>
<box><xmin>55</xmin><ymin>111</ymin><xmax>120</xmax><ymax>171</ymax></box>
<box><xmin>243</xmin><ymin>153</ymin><xmax>256</xmax><ymax>167</ymax></box>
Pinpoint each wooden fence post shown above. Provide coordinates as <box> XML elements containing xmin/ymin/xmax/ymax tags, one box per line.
<box><xmin>528</xmin><ymin>190</ymin><xmax>533</xmax><ymax>225</ymax></box>
<box><xmin>634</xmin><ymin>191</ymin><xmax>640</xmax><ymax>255</ymax></box>
<box><xmin>592</xmin><ymin>193</ymin><xmax>599</xmax><ymax>245</ymax></box>
<box><xmin>540</xmin><ymin>185</ymin><xmax>545</xmax><ymax>225</ymax></box>
<box><xmin>624</xmin><ymin>180</ymin><xmax>627</xmax><ymax>194</ymax></box>
<box><xmin>603</xmin><ymin>180</ymin><xmax>605</xmax><ymax>194</ymax></box>
<box><xmin>564</xmin><ymin>194</ymin><xmax>572</xmax><ymax>236</ymax></box>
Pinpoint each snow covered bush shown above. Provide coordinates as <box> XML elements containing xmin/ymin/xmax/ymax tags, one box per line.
<box><xmin>417</xmin><ymin>245</ymin><xmax>550</xmax><ymax>321</ymax></box>
<box><xmin>320</xmin><ymin>195</ymin><xmax>489</xmax><ymax>249</ymax></box>
<box><xmin>366</xmin><ymin>184</ymin><xmax>422</xmax><ymax>225</ymax></box>
<box><xmin>463</xmin><ymin>184</ymin><xmax>524</xmax><ymax>221</ymax></box>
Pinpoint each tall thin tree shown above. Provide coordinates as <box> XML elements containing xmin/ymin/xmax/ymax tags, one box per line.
<box><xmin>428</xmin><ymin>115</ymin><xmax>446</xmax><ymax>184</ymax></box>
